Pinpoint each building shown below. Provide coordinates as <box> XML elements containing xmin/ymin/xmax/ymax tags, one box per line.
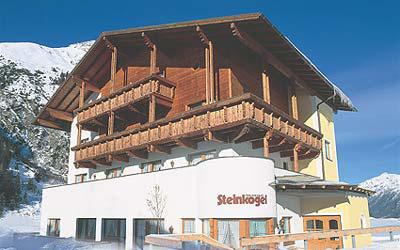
<box><xmin>35</xmin><ymin>13</ymin><xmax>373</xmax><ymax>250</ymax></box>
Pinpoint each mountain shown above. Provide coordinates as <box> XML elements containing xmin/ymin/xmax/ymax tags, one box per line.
<box><xmin>0</xmin><ymin>41</ymin><xmax>93</xmax><ymax>215</ymax></box>
<box><xmin>360</xmin><ymin>172</ymin><xmax>400</xmax><ymax>218</ymax></box>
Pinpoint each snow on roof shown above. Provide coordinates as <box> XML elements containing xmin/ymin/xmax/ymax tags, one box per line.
<box><xmin>284</xmin><ymin>36</ymin><xmax>357</xmax><ymax>112</ymax></box>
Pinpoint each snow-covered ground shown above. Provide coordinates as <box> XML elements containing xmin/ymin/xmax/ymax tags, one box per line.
<box><xmin>0</xmin><ymin>210</ymin><xmax>399</xmax><ymax>249</ymax></box>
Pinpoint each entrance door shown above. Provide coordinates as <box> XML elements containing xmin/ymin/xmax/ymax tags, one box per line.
<box><xmin>303</xmin><ymin>215</ymin><xmax>343</xmax><ymax>250</ymax></box>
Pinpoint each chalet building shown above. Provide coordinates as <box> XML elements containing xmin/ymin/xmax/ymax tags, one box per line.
<box><xmin>35</xmin><ymin>13</ymin><xmax>373</xmax><ymax>250</ymax></box>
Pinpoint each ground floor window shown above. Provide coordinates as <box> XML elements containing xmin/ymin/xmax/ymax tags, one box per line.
<box><xmin>202</xmin><ymin>219</ymin><xmax>210</xmax><ymax>237</ymax></box>
<box><xmin>279</xmin><ymin>217</ymin><xmax>291</xmax><ymax>234</ymax></box>
<box><xmin>182</xmin><ymin>218</ymin><xmax>195</xmax><ymax>233</ymax></box>
<box><xmin>217</xmin><ymin>220</ymin><xmax>240</xmax><ymax>249</ymax></box>
<box><xmin>134</xmin><ymin>219</ymin><xmax>164</xmax><ymax>250</ymax></box>
<box><xmin>249</xmin><ymin>219</ymin><xmax>267</xmax><ymax>237</ymax></box>
<box><xmin>75</xmin><ymin>174</ymin><xmax>87</xmax><ymax>183</ymax></box>
<box><xmin>102</xmin><ymin>219</ymin><xmax>126</xmax><ymax>242</ymax></box>
<box><xmin>76</xmin><ymin>218</ymin><xmax>96</xmax><ymax>240</ymax></box>
<box><xmin>47</xmin><ymin>218</ymin><xmax>60</xmax><ymax>237</ymax></box>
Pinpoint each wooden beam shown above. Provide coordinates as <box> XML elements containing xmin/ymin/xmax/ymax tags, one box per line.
<box><xmin>176</xmin><ymin>138</ymin><xmax>197</xmax><ymax>150</ymax></box>
<box><xmin>149</xmin><ymin>95</ymin><xmax>156</xmax><ymax>122</ymax></box>
<box><xmin>142</xmin><ymin>32</ymin><xmax>158</xmax><ymax>74</ymax></box>
<box><xmin>127</xmin><ymin>150</ymin><xmax>148</xmax><ymax>159</ymax></box>
<box><xmin>293</xmin><ymin>144</ymin><xmax>301</xmax><ymax>172</ymax></box>
<box><xmin>113</xmin><ymin>154</ymin><xmax>129</xmax><ymax>163</ymax></box>
<box><xmin>270</xmin><ymin>144</ymin><xmax>294</xmax><ymax>153</ymax></box>
<box><xmin>232</xmin><ymin>124</ymin><xmax>252</xmax><ymax>143</ymax></box>
<box><xmin>77</xmin><ymin>161</ymin><xmax>96</xmax><ymax>168</ymax></box>
<box><xmin>72</xmin><ymin>75</ymin><xmax>100</xmax><ymax>93</ymax></box>
<box><xmin>263</xmin><ymin>130</ymin><xmax>274</xmax><ymax>157</ymax></box>
<box><xmin>196</xmin><ymin>26</ymin><xmax>209</xmax><ymax>46</ymax></box>
<box><xmin>148</xmin><ymin>144</ymin><xmax>171</xmax><ymax>154</ymax></box>
<box><xmin>289</xmin><ymin>84</ymin><xmax>299</xmax><ymax>120</ymax></box>
<box><xmin>204</xmin><ymin>130</ymin><xmax>226</xmax><ymax>143</ymax></box>
<box><xmin>205</xmin><ymin>45</ymin><xmax>210</xmax><ymax>104</ymax></box>
<box><xmin>76</xmin><ymin>124</ymin><xmax>82</xmax><ymax>146</ymax></box>
<box><xmin>110</xmin><ymin>46</ymin><xmax>118</xmax><ymax>93</ymax></box>
<box><xmin>37</xmin><ymin>118</ymin><xmax>65</xmax><ymax>130</ymax></box>
<box><xmin>79</xmin><ymin>81</ymin><xmax>85</xmax><ymax>108</ymax></box>
<box><xmin>46</xmin><ymin>107</ymin><xmax>73</xmax><ymax>122</ymax></box>
<box><xmin>209</xmin><ymin>41</ymin><xmax>215</xmax><ymax>103</ymax></box>
<box><xmin>108</xmin><ymin>111</ymin><xmax>114</xmax><ymax>135</ymax></box>
<box><xmin>230</xmin><ymin>23</ymin><xmax>317</xmax><ymax>96</ymax></box>
<box><xmin>262</xmin><ymin>65</ymin><xmax>271</xmax><ymax>104</ymax></box>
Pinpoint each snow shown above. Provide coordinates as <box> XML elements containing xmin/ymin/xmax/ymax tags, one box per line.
<box><xmin>0</xmin><ymin>41</ymin><xmax>93</xmax><ymax>75</ymax></box>
<box><xmin>360</xmin><ymin>173</ymin><xmax>400</xmax><ymax>193</ymax></box>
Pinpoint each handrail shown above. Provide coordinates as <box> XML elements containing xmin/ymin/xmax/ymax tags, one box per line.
<box><xmin>72</xmin><ymin>93</ymin><xmax>322</xmax><ymax>151</ymax></box>
<box><xmin>74</xmin><ymin>73</ymin><xmax>176</xmax><ymax>114</ymax></box>
<box><xmin>240</xmin><ymin>226</ymin><xmax>400</xmax><ymax>246</ymax></box>
<box><xmin>145</xmin><ymin>233</ymin><xmax>234</xmax><ymax>250</ymax></box>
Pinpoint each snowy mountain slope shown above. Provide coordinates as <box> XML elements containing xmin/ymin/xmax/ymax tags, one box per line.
<box><xmin>0</xmin><ymin>40</ymin><xmax>93</xmax><ymax>215</ymax></box>
<box><xmin>360</xmin><ymin>173</ymin><xmax>400</xmax><ymax>218</ymax></box>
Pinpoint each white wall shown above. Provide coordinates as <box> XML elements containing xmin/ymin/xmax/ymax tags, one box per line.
<box><xmin>41</xmin><ymin>157</ymin><xmax>276</xmax><ymax>250</ymax></box>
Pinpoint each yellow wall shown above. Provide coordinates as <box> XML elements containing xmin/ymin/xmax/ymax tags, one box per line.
<box><xmin>296</xmin><ymin>92</ymin><xmax>339</xmax><ymax>181</ymax></box>
<box><xmin>301</xmin><ymin>194</ymin><xmax>372</xmax><ymax>248</ymax></box>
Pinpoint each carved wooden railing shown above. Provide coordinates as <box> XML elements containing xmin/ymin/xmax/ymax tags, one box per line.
<box><xmin>76</xmin><ymin>75</ymin><xmax>175</xmax><ymax>124</ymax></box>
<box><xmin>73</xmin><ymin>94</ymin><xmax>322</xmax><ymax>163</ymax></box>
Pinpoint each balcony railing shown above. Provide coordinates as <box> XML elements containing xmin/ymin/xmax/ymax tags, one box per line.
<box><xmin>75</xmin><ymin>75</ymin><xmax>175</xmax><ymax>124</ymax></box>
<box><xmin>72</xmin><ymin>93</ymin><xmax>322</xmax><ymax>165</ymax></box>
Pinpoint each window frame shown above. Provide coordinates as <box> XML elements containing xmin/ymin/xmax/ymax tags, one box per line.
<box><xmin>75</xmin><ymin>173</ymin><xmax>88</xmax><ymax>183</ymax></box>
<box><xmin>140</xmin><ymin>160</ymin><xmax>163</xmax><ymax>173</ymax></box>
<box><xmin>324</xmin><ymin>139</ymin><xmax>333</xmax><ymax>161</ymax></box>
<box><xmin>187</xmin><ymin>150</ymin><xmax>217</xmax><ymax>165</ymax></box>
<box><xmin>182</xmin><ymin>218</ymin><xmax>195</xmax><ymax>234</ymax></box>
<box><xmin>105</xmin><ymin>167</ymin><xmax>122</xmax><ymax>179</ymax></box>
<box><xmin>76</xmin><ymin>218</ymin><xmax>96</xmax><ymax>241</ymax></box>
<box><xmin>101</xmin><ymin>218</ymin><xmax>126</xmax><ymax>243</ymax></box>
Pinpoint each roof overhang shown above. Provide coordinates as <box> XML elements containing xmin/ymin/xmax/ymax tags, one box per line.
<box><xmin>34</xmin><ymin>13</ymin><xmax>356</xmax><ymax>131</ymax></box>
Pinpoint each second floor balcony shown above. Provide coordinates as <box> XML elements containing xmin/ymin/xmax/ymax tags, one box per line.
<box><xmin>72</xmin><ymin>93</ymin><xmax>322</xmax><ymax>170</ymax></box>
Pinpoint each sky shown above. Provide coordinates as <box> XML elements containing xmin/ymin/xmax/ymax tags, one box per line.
<box><xmin>1</xmin><ymin>0</ymin><xmax>399</xmax><ymax>183</ymax></box>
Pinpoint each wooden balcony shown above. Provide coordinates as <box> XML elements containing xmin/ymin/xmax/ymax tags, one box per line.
<box><xmin>75</xmin><ymin>75</ymin><xmax>175</xmax><ymax>128</ymax></box>
<box><xmin>72</xmin><ymin>93</ymin><xmax>322</xmax><ymax>168</ymax></box>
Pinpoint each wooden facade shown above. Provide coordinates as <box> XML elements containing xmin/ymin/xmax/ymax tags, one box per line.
<box><xmin>33</xmin><ymin>13</ymin><xmax>355</xmax><ymax>170</ymax></box>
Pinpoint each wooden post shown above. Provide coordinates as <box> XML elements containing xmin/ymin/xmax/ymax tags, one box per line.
<box><xmin>123</xmin><ymin>66</ymin><xmax>128</xmax><ymax>86</ymax></box>
<box><xmin>289</xmin><ymin>84</ymin><xmax>298</xmax><ymax>120</ymax></box>
<box><xmin>149</xmin><ymin>95</ymin><xmax>156</xmax><ymax>122</ymax></box>
<box><xmin>79</xmin><ymin>81</ymin><xmax>85</xmax><ymax>108</ymax></box>
<box><xmin>262</xmin><ymin>65</ymin><xmax>271</xmax><ymax>104</ymax></box>
<box><xmin>205</xmin><ymin>46</ymin><xmax>210</xmax><ymax>104</ymax></box>
<box><xmin>111</xmin><ymin>46</ymin><xmax>118</xmax><ymax>93</ymax></box>
<box><xmin>263</xmin><ymin>136</ymin><xmax>269</xmax><ymax>158</ymax></box>
<box><xmin>150</xmin><ymin>45</ymin><xmax>157</xmax><ymax>74</ymax></box>
<box><xmin>209</xmin><ymin>41</ymin><xmax>214</xmax><ymax>103</ymax></box>
<box><xmin>76</xmin><ymin>124</ymin><xmax>82</xmax><ymax>146</ymax></box>
<box><xmin>293</xmin><ymin>144</ymin><xmax>300</xmax><ymax>172</ymax></box>
<box><xmin>108</xmin><ymin>111</ymin><xmax>114</xmax><ymax>135</ymax></box>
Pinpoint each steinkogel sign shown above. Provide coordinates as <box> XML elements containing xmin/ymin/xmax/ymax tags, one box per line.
<box><xmin>217</xmin><ymin>194</ymin><xmax>267</xmax><ymax>207</ymax></box>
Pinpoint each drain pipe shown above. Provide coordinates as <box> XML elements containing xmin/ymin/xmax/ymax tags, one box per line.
<box><xmin>316</xmin><ymin>88</ymin><xmax>336</xmax><ymax>180</ymax></box>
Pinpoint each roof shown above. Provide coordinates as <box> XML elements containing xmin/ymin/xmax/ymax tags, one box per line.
<box><xmin>34</xmin><ymin>13</ymin><xmax>356</xmax><ymax>131</ymax></box>
<box><xmin>274</xmin><ymin>173</ymin><xmax>374</xmax><ymax>196</ymax></box>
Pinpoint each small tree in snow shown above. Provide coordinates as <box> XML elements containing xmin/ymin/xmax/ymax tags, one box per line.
<box><xmin>146</xmin><ymin>184</ymin><xmax>167</xmax><ymax>234</ymax></box>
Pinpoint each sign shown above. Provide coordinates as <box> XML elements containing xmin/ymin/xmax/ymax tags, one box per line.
<box><xmin>217</xmin><ymin>194</ymin><xmax>267</xmax><ymax>207</ymax></box>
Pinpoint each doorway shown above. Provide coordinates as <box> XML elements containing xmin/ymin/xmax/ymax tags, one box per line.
<box><xmin>303</xmin><ymin>215</ymin><xmax>343</xmax><ymax>250</ymax></box>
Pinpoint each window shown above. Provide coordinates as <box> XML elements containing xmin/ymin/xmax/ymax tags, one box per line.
<box><xmin>186</xmin><ymin>100</ymin><xmax>204</xmax><ymax>111</ymax></box>
<box><xmin>47</xmin><ymin>219</ymin><xmax>60</xmax><ymax>237</ymax></box>
<box><xmin>76</xmin><ymin>218</ymin><xmax>96</xmax><ymax>240</ymax></box>
<box><xmin>249</xmin><ymin>219</ymin><xmax>267</xmax><ymax>237</ymax></box>
<box><xmin>135</xmin><ymin>219</ymin><xmax>165</xmax><ymax>250</ymax></box>
<box><xmin>188</xmin><ymin>150</ymin><xmax>216</xmax><ymax>165</ymax></box>
<box><xmin>141</xmin><ymin>160</ymin><xmax>162</xmax><ymax>173</ymax></box>
<box><xmin>306</xmin><ymin>220</ymin><xmax>314</xmax><ymax>231</ymax></box>
<box><xmin>102</xmin><ymin>219</ymin><xmax>126</xmax><ymax>242</ymax></box>
<box><xmin>105</xmin><ymin>168</ymin><xmax>122</xmax><ymax>179</ymax></box>
<box><xmin>283</xmin><ymin>162</ymin><xmax>288</xmax><ymax>170</ymax></box>
<box><xmin>280</xmin><ymin>217</ymin><xmax>291</xmax><ymax>234</ymax></box>
<box><xmin>75</xmin><ymin>174</ymin><xmax>88</xmax><ymax>183</ymax></box>
<box><xmin>217</xmin><ymin>220</ymin><xmax>240</xmax><ymax>249</ymax></box>
<box><xmin>315</xmin><ymin>220</ymin><xmax>324</xmax><ymax>230</ymax></box>
<box><xmin>324</xmin><ymin>140</ymin><xmax>332</xmax><ymax>161</ymax></box>
<box><xmin>182</xmin><ymin>219</ymin><xmax>195</xmax><ymax>233</ymax></box>
<box><xmin>202</xmin><ymin>219</ymin><xmax>210</xmax><ymax>237</ymax></box>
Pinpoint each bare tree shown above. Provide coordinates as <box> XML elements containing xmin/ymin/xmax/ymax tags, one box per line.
<box><xmin>146</xmin><ymin>184</ymin><xmax>167</xmax><ymax>234</ymax></box>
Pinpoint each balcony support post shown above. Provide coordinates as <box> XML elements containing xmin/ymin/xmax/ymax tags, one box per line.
<box><xmin>79</xmin><ymin>81</ymin><xmax>85</xmax><ymax>108</ymax></box>
<box><xmin>149</xmin><ymin>95</ymin><xmax>156</xmax><ymax>122</ymax></box>
<box><xmin>142</xmin><ymin>32</ymin><xmax>158</xmax><ymax>74</ymax></box>
<box><xmin>293</xmin><ymin>144</ymin><xmax>301</xmax><ymax>172</ymax></box>
<box><xmin>108</xmin><ymin>111</ymin><xmax>114</xmax><ymax>135</ymax></box>
<box><xmin>209</xmin><ymin>41</ymin><xmax>215</xmax><ymax>103</ymax></box>
<box><xmin>263</xmin><ymin>130</ymin><xmax>273</xmax><ymax>158</ymax></box>
<box><xmin>110</xmin><ymin>46</ymin><xmax>118</xmax><ymax>93</ymax></box>
<box><xmin>289</xmin><ymin>82</ymin><xmax>299</xmax><ymax>120</ymax></box>
<box><xmin>262</xmin><ymin>64</ymin><xmax>271</xmax><ymax>104</ymax></box>
<box><xmin>205</xmin><ymin>46</ymin><xmax>210</xmax><ymax>104</ymax></box>
<box><xmin>76</xmin><ymin>124</ymin><xmax>82</xmax><ymax>146</ymax></box>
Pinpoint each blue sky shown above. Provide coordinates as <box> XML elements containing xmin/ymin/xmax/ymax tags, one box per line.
<box><xmin>1</xmin><ymin>0</ymin><xmax>399</xmax><ymax>183</ymax></box>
